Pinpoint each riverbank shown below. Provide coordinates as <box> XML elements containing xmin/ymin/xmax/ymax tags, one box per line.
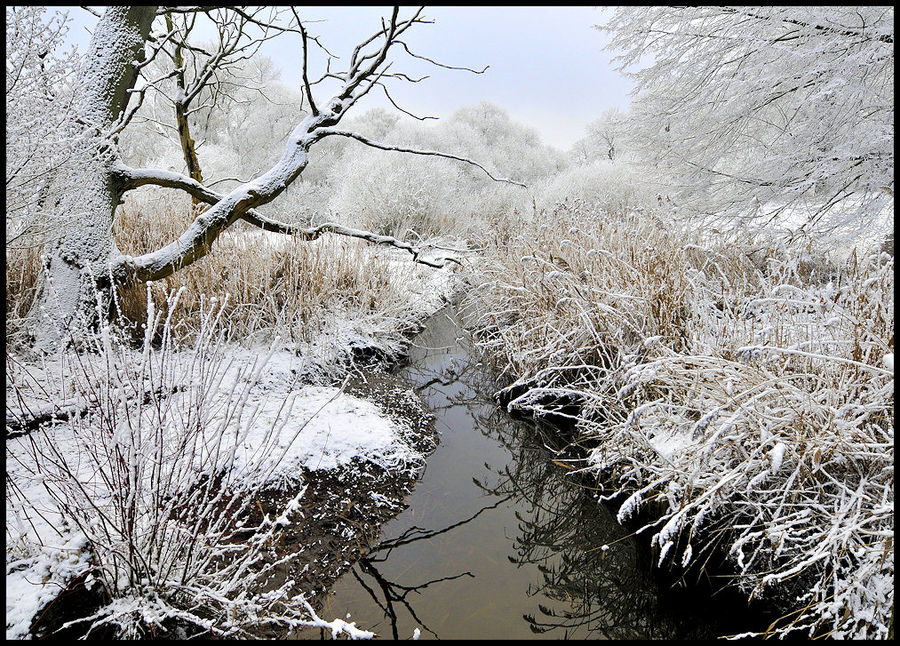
<box><xmin>464</xmin><ymin>202</ymin><xmax>894</xmax><ymax>639</ymax></box>
<box><xmin>5</xmin><ymin>246</ymin><xmax>463</xmax><ymax>639</ymax></box>
<box><xmin>7</xmin><ymin>214</ymin><xmax>892</xmax><ymax>639</ymax></box>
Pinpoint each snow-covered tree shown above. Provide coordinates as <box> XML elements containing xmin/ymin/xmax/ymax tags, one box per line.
<box><xmin>155</xmin><ymin>8</ymin><xmax>294</xmax><ymax>200</ymax></box>
<box><xmin>5</xmin><ymin>7</ymin><xmax>79</xmax><ymax>250</ymax></box>
<box><xmin>121</xmin><ymin>51</ymin><xmax>305</xmax><ymax>188</ymax></box>
<box><xmin>324</xmin><ymin>101</ymin><xmax>563</xmax><ymax>240</ymax></box>
<box><xmin>569</xmin><ymin>107</ymin><xmax>626</xmax><ymax>165</ymax></box>
<box><xmin>23</xmin><ymin>6</ymin><xmax>523</xmax><ymax>352</ymax></box>
<box><xmin>601</xmin><ymin>6</ymin><xmax>894</xmax><ymax>239</ymax></box>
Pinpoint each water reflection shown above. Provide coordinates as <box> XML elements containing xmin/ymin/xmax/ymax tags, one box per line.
<box><xmin>305</xmin><ymin>308</ymin><xmax>753</xmax><ymax>639</ymax></box>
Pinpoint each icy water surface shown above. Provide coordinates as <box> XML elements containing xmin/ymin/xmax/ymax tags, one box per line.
<box><xmin>300</xmin><ymin>307</ymin><xmax>765</xmax><ymax>639</ymax></box>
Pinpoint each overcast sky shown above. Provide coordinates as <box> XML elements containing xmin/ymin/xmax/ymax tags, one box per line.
<box><xmin>57</xmin><ymin>6</ymin><xmax>633</xmax><ymax>150</ymax></box>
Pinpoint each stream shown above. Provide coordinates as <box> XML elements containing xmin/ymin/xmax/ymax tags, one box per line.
<box><xmin>300</xmin><ymin>306</ymin><xmax>767</xmax><ymax>640</ymax></box>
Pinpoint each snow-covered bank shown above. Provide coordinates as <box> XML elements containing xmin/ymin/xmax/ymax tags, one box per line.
<box><xmin>6</xmin><ymin>248</ymin><xmax>459</xmax><ymax>639</ymax></box>
<box><xmin>467</xmin><ymin>202</ymin><xmax>894</xmax><ymax>639</ymax></box>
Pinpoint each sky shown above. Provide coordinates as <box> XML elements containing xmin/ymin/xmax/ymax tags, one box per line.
<box><xmin>54</xmin><ymin>6</ymin><xmax>633</xmax><ymax>150</ymax></box>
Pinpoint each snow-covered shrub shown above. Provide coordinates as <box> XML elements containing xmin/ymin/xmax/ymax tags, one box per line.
<box><xmin>439</xmin><ymin>102</ymin><xmax>566</xmax><ymax>187</ymax></box>
<box><xmin>6</xmin><ymin>289</ymin><xmax>379</xmax><ymax>638</ymax></box>
<box><xmin>534</xmin><ymin>159</ymin><xmax>656</xmax><ymax>217</ymax></box>
<box><xmin>328</xmin><ymin>149</ymin><xmax>466</xmax><ymax>239</ymax></box>
<box><xmin>567</xmin><ymin>107</ymin><xmax>627</xmax><ymax>166</ymax></box>
<box><xmin>321</xmin><ymin>102</ymin><xmax>558</xmax><ymax>243</ymax></box>
<box><xmin>467</xmin><ymin>202</ymin><xmax>894</xmax><ymax>639</ymax></box>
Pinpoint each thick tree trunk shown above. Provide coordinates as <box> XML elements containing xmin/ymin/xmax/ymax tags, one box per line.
<box><xmin>29</xmin><ymin>6</ymin><xmax>156</xmax><ymax>353</ymax></box>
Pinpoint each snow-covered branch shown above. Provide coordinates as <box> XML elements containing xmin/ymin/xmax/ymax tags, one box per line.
<box><xmin>116</xmin><ymin>164</ymin><xmax>458</xmax><ymax>270</ymax></box>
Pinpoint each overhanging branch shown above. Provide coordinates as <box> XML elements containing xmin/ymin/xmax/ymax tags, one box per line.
<box><xmin>319</xmin><ymin>129</ymin><xmax>527</xmax><ymax>188</ymax></box>
<box><xmin>115</xmin><ymin>165</ymin><xmax>460</xmax><ymax>272</ymax></box>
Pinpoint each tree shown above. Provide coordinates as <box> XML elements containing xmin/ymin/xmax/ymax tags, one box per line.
<box><xmin>5</xmin><ymin>6</ymin><xmax>80</xmax><ymax>250</ymax></box>
<box><xmin>569</xmin><ymin>107</ymin><xmax>626</xmax><ymax>165</ymax></box>
<box><xmin>25</xmin><ymin>6</ymin><xmax>523</xmax><ymax>352</ymax></box>
<box><xmin>600</xmin><ymin>6</ymin><xmax>894</xmax><ymax>239</ymax></box>
<box><xmin>152</xmin><ymin>8</ymin><xmax>293</xmax><ymax>209</ymax></box>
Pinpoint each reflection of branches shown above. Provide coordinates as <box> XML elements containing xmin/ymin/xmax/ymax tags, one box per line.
<box><xmin>486</xmin><ymin>444</ymin><xmax>662</xmax><ymax>638</ymax></box>
<box><xmin>345</xmin><ymin>494</ymin><xmax>510</xmax><ymax>639</ymax></box>
<box><xmin>351</xmin><ymin>559</ymin><xmax>471</xmax><ymax>639</ymax></box>
<box><xmin>346</xmin><ymin>306</ymin><xmax>742</xmax><ymax>639</ymax></box>
<box><xmin>370</xmin><ymin>494</ymin><xmax>514</xmax><ymax>562</ymax></box>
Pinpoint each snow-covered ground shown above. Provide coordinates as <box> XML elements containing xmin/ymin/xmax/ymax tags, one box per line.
<box><xmin>6</xmin><ymin>251</ymin><xmax>460</xmax><ymax>639</ymax></box>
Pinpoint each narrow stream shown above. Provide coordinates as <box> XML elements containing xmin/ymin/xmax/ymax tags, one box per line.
<box><xmin>302</xmin><ymin>306</ymin><xmax>764</xmax><ymax>639</ymax></box>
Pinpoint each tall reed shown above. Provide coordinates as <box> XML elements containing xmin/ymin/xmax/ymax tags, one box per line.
<box><xmin>467</xmin><ymin>201</ymin><xmax>894</xmax><ymax>639</ymax></box>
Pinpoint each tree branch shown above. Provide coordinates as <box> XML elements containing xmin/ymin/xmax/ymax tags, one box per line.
<box><xmin>115</xmin><ymin>165</ymin><xmax>459</xmax><ymax>271</ymax></box>
<box><xmin>294</xmin><ymin>8</ymin><xmax>318</xmax><ymax>116</ymax></box>
<box><xmin>320</xmin><ymin>129</ymin><xmax>527</xmax><ymax>187</ymax></box>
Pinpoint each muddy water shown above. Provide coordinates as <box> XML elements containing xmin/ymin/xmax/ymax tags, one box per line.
<box><xmin>303</xmin><ymin>307</ymin><xmax>763</xmax><ymax>639</ymax></box>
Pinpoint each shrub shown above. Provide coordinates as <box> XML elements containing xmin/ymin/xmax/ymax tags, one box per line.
<box><xmin>534</xmin><ymin>159</ymin><xmax>656</xmax><ymax>217</ymax></box>
<box><xmin>6</xmin><ymin>289</ymin><xmax>376</xmax><ymax>638</ymax></box>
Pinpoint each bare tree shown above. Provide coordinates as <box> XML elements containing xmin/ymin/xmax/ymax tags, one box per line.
<box><xmin>570</xmin><ymin>107</ymin><xmax>625</xmax><ymax>165</ymax></box>
<box><xmin>149</xmin><ymin>8</ymin><xmax>293</xmax><ymax>210</ymax></box>
<box><xmin>27</xmin><ymin>6</ymin><xmax>524</xmax><ymax>352</ymax></box>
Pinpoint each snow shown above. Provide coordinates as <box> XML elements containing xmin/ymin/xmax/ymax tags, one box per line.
<box><xmin>6</xmin><ymin>255</ymin><xmax>456</xmax><ymax>639</ymax></box>
<box><xmin>769</xmin><ymin>442</ymin><xmax>786</xmax><ymax>473</ymax></box>
<box><xmin>221</xmin><ymin>350</ymin><xmax>424</xmax><ymax>475</ymax></box>
<box><xmin>6</xmin><ymin>535</ymin><xmax>93</xmax><ymax>640</ymax></box>
<box><xmin>298</xmin><ymin>599</ymin><xmax>374</xmax><ymax>639</ymax></box>
<box><xmin>654</xmin><ymin>432</ymin><xmax>695</xmax><ymax>463</ymax></box>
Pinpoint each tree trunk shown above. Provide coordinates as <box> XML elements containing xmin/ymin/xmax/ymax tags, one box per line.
<box><xmin>29</xmin><ymin>6</ymin><xmax>156</xmax><ymax>353</ymax></box>
<box><xmin>175</xmin><ymin>101</ymin><xmax>204</xmax><ymax>195</ymax></box>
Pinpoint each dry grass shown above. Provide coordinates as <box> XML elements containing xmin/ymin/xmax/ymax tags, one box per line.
<box><xmin>5</xmin><ymin>189</ymin><xmax>451</xmax><ymax>638</ymax></box>
<box><xmin>466</xmin><ymin>201</ymin><xmax>894</xmax><ymax>639</ymax></box>
<box><xmin>5</xmin><ymin>245</ymin><xmax>44</xmax><ymax>342</ymax></box>
<box><xmin>4</xmin><ymin>191</ymin><xmax>449</xmax><ymax>358</ymax></box>
<box><xmin>112</xmin><ymin>194</ymin><xmax>435</xmax><ymax>347</ymax></box>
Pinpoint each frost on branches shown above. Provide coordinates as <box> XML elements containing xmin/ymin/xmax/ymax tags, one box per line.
<box><xmin>5</xmin><ymin>7</ymin><xmax>80</xmax><ymax>250</ymax></box>
<box><xmin>602</xmin><ymin>6</ymin><xmax>894</xmax><ymax>240</ymax></box>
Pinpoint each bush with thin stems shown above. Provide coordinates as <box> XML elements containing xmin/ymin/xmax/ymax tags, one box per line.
<box><xmin>6</xmin><ymin>286</ymin><xmax>376</xmax><ymax>638</ymax></box>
